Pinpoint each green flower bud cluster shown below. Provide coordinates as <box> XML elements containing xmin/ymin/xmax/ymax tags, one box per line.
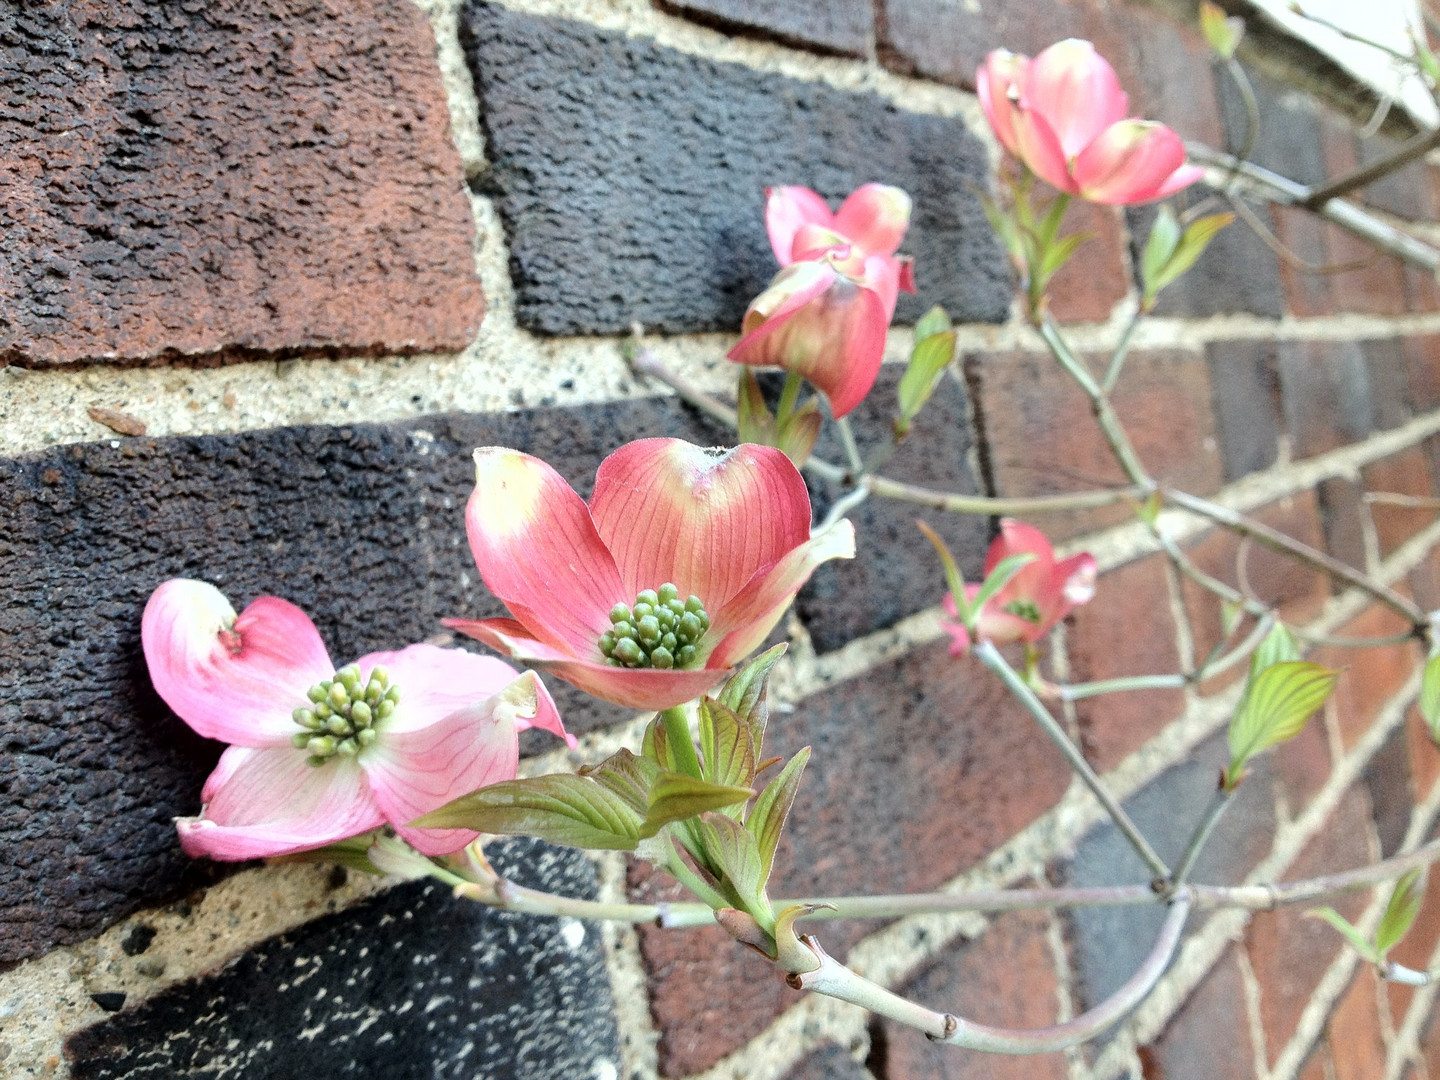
<box><xmin>291</xmin><ymin>664</ymin><xmax>400</xmax><ymax>766</ymax></box>
<box><xmin>599</xmin><ymin>583</ymin><xmax>709</xmax><ymax>670</ymax></box>
<box><xmin>1003</xmin><ymin>599</ymin><xmax>1043</xmax><ymax>624</ymax></box>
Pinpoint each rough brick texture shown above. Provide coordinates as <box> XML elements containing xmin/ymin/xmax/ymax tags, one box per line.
<box><xmin>1206</xmin><ymin>339</ymin><xmax>1282</xmax><ymax>482</ymax></box>
<box><xmin>630</xmin><ymin>643</ymin><xmax>1071</xmax><ymax>1076</ymax></box>
<box><xmin>659</xmin><ymin>0</ymin><xmax>873</xmax><ymax>56</ymax></box>
<box><xmin>461</xmin><ymin>1</ymin><xmax>1011</xmax><ymax>336</ymax></box>
<box><xmin>0</xmin><ymin>397</ymin><xmax>742</xmax><ymax>964</ymax></box>
<box><xmin>876</xmin><ymin>0</ymin><xmax>1086</xmax><ymax>91</ymax></box>
<box><xmin>0</xmin><ymin>0</ymin><xmax>482</xmax><ymax>368</ymax></box>
<box><xmin>65</xmin><ymin>841</ymin><xmax>621</xmax><ymax>1079</ymax></box>
<box><xmin>1138</xmin><ymin>948</ymin><xmax>1258</xmax><ymax>1080</ymax></box>
<box><xmin>1310</xmin><ymin>602</ymin><xmax>1419</xmax><ymax>752</ymax></box>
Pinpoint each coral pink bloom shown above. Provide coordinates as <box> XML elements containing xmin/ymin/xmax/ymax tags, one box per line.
<box><xmin>730</xmin><ymin>184</ymin><xmax>917</xmax><ymax>418</ymax></box>
<box><xmin>977</xmin><ymin>40</ymin><xmax>1204</xmax><ymax>206</ymax></box>
<box><xmin>940</xmin><ymin>519</ymin><xmax>1097</xmax><ymax>654</ymax></box>
<box><xmin>143</xmin><ymin>579</ymin><xmax>572</xmax><ymax>860</ymax></box>
<box><xmin>448</xmin><ymin>438</ymin><xmax>855</xmax><ymax>711</ymax></box>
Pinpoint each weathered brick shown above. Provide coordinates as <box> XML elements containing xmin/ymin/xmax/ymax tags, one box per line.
<box><xmin>781</xmin><ymin>1043</ymin><xmax>876</xmax><ymax>1080</ymax></box>
<box><xmin>1127</xmin><ymin>187</ymin><xmax>1284</xmax><ymax>319</ymax></box>
<box><xmin>462</xmin><ymin>1</ymin><xmax>1011</xmax><ymax>336</ymax></box>
<box><xmin>1217</xmin><ymin>63</ymin><xmax>1327</xmax><ymax>186</ymax></box>
<box><xmin>1406</xmin><ymin>708</ymin><xmax>1440</xmax><ymax>802</ymax></box>
<box><xmin>1362</xmin><ymin>724</ymin><xmax>1415</xmax><ymax>858</ymax></box>
<box><xmin>1318</xmin><ymin>477</ymin><xmax>1370</xmax><ymax>586</ymax></box>
<box><xmin>1138</xmin><ymin>948</ymin><xmax>1257</xmax><ymax>1080</ymax></box>
<box><xmin>1318</xmin><ymin>119</ymin><xmax>1409</xmax><ymax>317</ymax></box>
<box><xmin>1311</xmin><ymin>602</ymin><xmax>1420</xmax><ymax>752</ymax></box>
<box><xmin>1067</xmin><ymin>734</ymin><xmax>1276</xmax><ymax>1012</ymax></box>
<box><xmin>966</xmin><ymin>348</ymin><xmax>1224</xmax><ymax>542</ymax></box>
<box><xmin>65</xmin><ymin>841</ymin><xmax>621</xmax><ymax>1080</ymax></box>
<box><xmin>1355</xmin><ymin>130</ymin><xmax>1440</xmax><ymax>221</ymax></box>
<box><xmin>1180</xmin><ymin>492</ymin><xmax>1330</xmax><ymax>681</ymax></box>
<box><xmin>1274</xmin><ymin>717</ymin><xmax>1333</xmax><ymax>821</ymax></box>
<box><xmin>1326</xmin><ymin>967</ymin><xmax>1388</xmax><ymax>1080</ymax></box>
<box><xmin>1067</xmin><ymin>553</ymin><xmax>1185</xmax><ymax>773</ymax></box>
<box><xmin>1297</xmin><ymin>1044</ymin><xmax>1335</xmax><ymax>1080</ymax></box>
<box><xmin>1273</xmin><ymin>205</ymin><xmax>1338</xmax><ymax>318</ymax></box>
<box><xmin>1247</xmin><ymin>786</ymin><xmax>1373</xmax><ymax>1065</ymax></box>
<box><xmin>879</xmin><ymin>911</ymin><xmax>1066</xmax><ymax>1080</ymax></box>
<box><xmin>0</xmin><ymin>396</ymin><xmax>735</xmax><ymax>964</ymax></box>
<box><xmin>659</xmin><ymin>0</ymin><xmax>873</xmax><ymax>55</ymax></box>
<box><xmin>1402</xmin><ymin>333</ymin><xmax>1440</xmax><ymax>411</ymax></box>
<box><xmin>1206</xmin><ymin>339</ymin><xmax>1282</xmax><ymax>482</ymax></box>
<box><xmin>1278</xmin><ymin>340</ymin><xmax>1375</xmax><ymax>459</ymax></box>
<box><xmin>1363</xmin><ymin>338</ymin><xmax>1413</xmax><ymax>431</ymax></box>
<box><xmin>1362</xmin><ymin>447</ymin><xmax>1436</xmax><ymax>560</ymax></box>
<box><xmin>798</xmin><ymin>367</ymin><xmax>988</xmax><ymax>654</ymax></box>
<box><xmin>1046</xmin><ymin>200</ymin><xmax>1131</xmax><ymax>324</ymax></box>
<box><xmin>630</xmin><ymin>642</ymin><xmax>1071</xmax><ymax>1076</ymax></box>
<box><xmin>875</xmin><ymin>0</ymin><xmax>1087</xmax><ymax>90</ymax></box>
<box><xmin>0</xmin><ymin>0</ymin><xmax>482</xmax><ymax>368</ymax></box>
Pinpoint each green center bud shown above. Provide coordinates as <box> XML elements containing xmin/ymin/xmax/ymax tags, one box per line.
<box><xmin>1003</xmin><ymin>599</ymin><xmax>1043</xmax><ymax>624</ymax></box>
<box><xmin>291</xmin><ymin>663</ymin><xmax>400</xmax><ymax>766</ymax></box>
<box><xmin>598</xmin><ymin>582</ymin><xmax>710</xmax><ymax>670</ymax></box>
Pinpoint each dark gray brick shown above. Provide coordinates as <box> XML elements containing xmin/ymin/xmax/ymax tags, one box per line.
<box><xmin>1362</xmin><ymin>724</ymin><xmax>1414</xmax><ymax>859</ymax></box>
<box><xmin>1217</xmin><ymin>64</ymin><xmax>1327</xmax><ymax>186</ymax></box>
<box><xmin>1205</xmin><ymin>339</ymin><xmax>1281</xmax><ymax>481</ymax></box>
<box><xmin>65</xmin><ymin>839</ymin><xmax>620</xmax><ymax>1080</ymax></box>
<box><xmin>0</xmin><ymin>397</ymin><xmax>733</xmax><ymax>963</ymax></box>
<box><xmin>780</xmin><ymin>1043</ymin><xmax>877</xmax><ymax>1080</ymax></box>
<box><xmin>657</xmin><ymin>0</ymin><xmax>873</xmax><ymax>57</ymax></box>
<box><xmin>1064</xmin><ymin>734</ymin><xmax>1276</xmax><ymax>1013</ymax></box>
<box><xmin>461</xmin><ymin>1</ymin><xmax>1011</xmax><ymax>336</ymax></box>
<box><xmin>1362</xmin><ymin>337</ymin><xmax>1413</xmax><ymax>431</ymax></box>
<box><xmin>1278</xmin><ymin>339</ymin><xmax>1374</xmax><ymax>458</ymax></box>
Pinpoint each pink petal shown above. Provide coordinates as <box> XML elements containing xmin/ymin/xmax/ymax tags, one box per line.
<box><xmin>444</xmin><ymin>616</ymin><xmax>576</xmax><ymax>664</ymax></box>
<box><xmin>790</xmin><ymin>224</ymin><xmax>850</xmax><ymax>263</ymax></box>
<box><xmin>524</xmin><ymin>656</ymin><xmax>728</xmax><ymax>712</ymax></box>
<box><xmin>734</xmin><ymin>260</ymin><xmax>839</xmax><ymax>339</ymax></box>
<box><xmin>860</xmin><ymin>254</ymin><xmax>906</xmax><ymax>321</ymax></box>
<box><xmin>466</xmin><ymin>448</ymin><xmax>627</xmax><ymax>657</ymax></box>
<box><xmin>1024</xmin><ymin>40</ymin><xmax>1129</xmax><ymax>160</ymax></box>
<box><xmin>1072</xmin><ymin>121</ymin><xmax>1189</xmax><ymax>206</ymax></box>
<box><xmin>707</xmin><ymin>520</ymin><xmax>856</xmax><ymax>668</ymax></box>
<box><xmin>986</xmin><ymin>519</ymin><xmax>1057</xmax><ymax>576</ymax></box>
<box><xmin>362</xmin><ymin>677</ymin><xmax>529</xmax><ymax>856</ymax></box>
<box><xmin>833</xmin><ymin>183</ymin><xmax>912</xmax><ymax>258</ymax></box>
<box><xmin>355</xmin><ymin>643</ymin><xmax>524</xmax><ymax>734</ymax></box>
<box><xmin>1012</xmin><ymin>105</ymin><xmax>1080</xmax><ymax>194</ymax></box>
<box><xmin>939</xmin><ymin>593</ymin><xmax>972</xmax><ymax>656</ymax></box>
<box><xmin>142</xmin><ymin>580</ymin><xmax>333</xmax><ymax>747</ymax></box>
<box><xmin>976</xmin><ymin>50</ymin><xmax>1029</xmax><ymax>158</ymax></box>
<box><xmin>1147</xmin><ymin>163</ymin><xmax>1207</xmax><ymax>202</ymax></box>
<box><xmin>974</xmin><ymin>604</ymin><xmax>1047</xmax><ymax>645</ymax></box>
<box><xmin>178</xmin><ymin>747</ymin><xmax>383</xmax><ymax>860</ymax></box>
<box><xmin>588</xmin><ymin>439</ymin><xmax>814</xmax><ymax>612</ymax></box>
<box><xmin>1043</xmin><ymin>552</ymin><xmax>1099</xmax><ymax>628</ymax></box>
<box><xmin>765</xmin><ymin>186</ymin><xmax>836</xmax><ymax>266</ymax></box>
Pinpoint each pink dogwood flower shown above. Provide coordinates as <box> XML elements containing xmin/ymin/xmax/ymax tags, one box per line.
<box><xmin>977</xmin><ymin>40</ymin><xmax>1204</xmax><ymax>206</ymax></box>
<box><xmin>728</xmin><ymin>184</ymin><xmax>916</xmax><ymax>419</ymax></box>
<box><xmin>941</xmin><ymin>519</ymin><xmax>1097</xmax><ymax>654</ymax></box>
<box><xmin>143</xmin><ymin>579</ymin><xmax>572</xmax><ymax>860</ymax></box>
<box><xmin>447</xmin><ymin>438</ymin><xmax>855</xmax><ymax>711</ymax></box>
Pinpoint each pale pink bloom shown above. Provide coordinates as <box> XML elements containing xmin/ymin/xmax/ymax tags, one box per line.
<box><xmin>941</xmin><ymin>519</ymin><xmax>1097</xmax><ymax>654</ymax></box>
<box><xmin>448</xmin><ymin>438</ymin><xmax>855</xmax><ymax>711</ymax></box>
<box><xmin>976</xmin><ymin>40</ymin><xmax>1204</xmax><ymax>206</ymax></box>
<box><xmin>764</xmin><ymin>183</ymin><xmax>913</xmax><ymax>267</ymax></box>
<box><xmin>143</xmin><ymin>579</ymin><xmax>572</xmax><ymax>860</ymax></box>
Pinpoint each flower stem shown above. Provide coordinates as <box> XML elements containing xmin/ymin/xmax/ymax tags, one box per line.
<box><xmin>777</xmin><ymin>369</ymin><xmax>804</xmax><ymax>425</ymax></box>
<box><xmin>1038</xmin><ymin>315</ymin><xmax>1101</xmax><ymax>397</ymax></box>
<box><xmin>661</xmin><ymin>704</ymin><xmax>704</xmax><ymax>779</ymax></box>
<box><xmin>835</xmin><ymin>415</ymin><xmax>865</xmax><ymax>476</ymax></box>
<box><xmin>1100</xmin><ymin>307</ymin><xmax>1143</xmax><ymax>393</ymax></box>
<box><xmin>628</xmin><ymin>346</ymin><xmax>739</xmax><ymax>428</ymax></box>
<box><xmin>1053</xmin><ymin>673</ymin><xmax>1188</xmax><ymax>702</ymax></box>
<box><xmin>974</xmin><ymin>640</ymin><xmax>1171</xmax><ymax>880</ymax></box>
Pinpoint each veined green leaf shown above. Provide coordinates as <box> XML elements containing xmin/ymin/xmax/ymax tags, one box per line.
<box><xmin>747</xmin><ymin>746</ymin><xmax>810</xmax><ymax>888</ymax></box>
<box><xmin>641</xmin><ymin>772</ymin><xmax>754</xmax><ymax>838</ymax></box>
<box><xmin>897</xmin><ymin>328</ymin><xmax>956</xmax><ymax>426</ymax></box>
<box><xmin>718</xmin><ymin>643</ymin><xmax>786</xmax><ymax>755</ymax></box>
<box><xmin>1037</xmin><ymin>231</ymin><xmax>1089</xmax><ymax>283</ymax></box>
<box><xmin>578</xmin><ymin>748</ymin><xmax>661</xmax><ymax>815</ymax></box>
<box><xmin>917</xmin><ymin>520</ymin><xmax>970</xmax><ymax>624</ymax></box>
<box><xmin>416</xmin><ymin>774</ymin><xmax>645</xmax><ymax>850</ymax></box>
<box><xmin>777</xmin><ymin>400</ymin><xmax>821</xmax><ymax>467</ymax></box>
<box><xmin>697</xmin><ymin>697</ymin><xmax>756</xmax><ymax>808</ymax></box>
<box><xmin>698</xmin><ymin>812</ymin><xmax>768</xmax><ymax>917</ymax></box>
<box><xmin>1249</xmin><ymin>623</ymin><xmax>1300</xmax><ymax>679</ymax></box>
<box><xmin>1375</xmin><ymin>869</ymin><xmax>1425</xmax><ymax>956</ymax></box>
<box><xmin>1150</xmin><ymin>213</ymin><xmax>1234</xmax><ymax>298</ymax></box>
<box><xmin>914</xmin><ymin>304</ymin><xmax>953</xmax><ymax>343</ymax></box>
<box><xmin>1140</xmin><ymin>205</ymin><xmax>1182</xmax><ymax>303</ymax></box>
<box><xmin>1225</xmin><ymin>661</ymin><xmax>1338</xmax><ymax>789</ymax></box>
<box><xmin>1420</xmin><ymin>653</ymin><xmax>1440</xmax><ymax>742</ymax></box>
<box><xmin>1200</xmin><ymin>1</ymin><xmax>1244</xmax><ymax>59</ymax></box>
<box><xmin>1308</xmin><ymin>907</ymin><xmax>1379</xmax><ymax>964</ymax></box>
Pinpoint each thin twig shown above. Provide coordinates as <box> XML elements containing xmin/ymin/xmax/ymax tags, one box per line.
<box><xmin>864</xmin><ymin>475</ymin><xmax>1140</xmax><ymax>516</ymax></box>
<box><xmin>835</xmin><ymin>415</ymin><xmax>865</xmax><ymax>476</ymax></box>
<box><xmin>1170</xmin><ymin>791</ymin><xmax>1234</xmax><ymax>888</ymax></box>
<box><xmin>629</xmin><ymin>347</ymin><xmax>738</xmax><ymax>427</ymax></box>
<box><xmin>1101</xmin><ymin>307</ymin><xmax>1143</xmax><ymax>394</ymax></box>
<box><xmin>1302</xmin><ymin>127</ymin><xmax>1440</xmax><ymax>208</ymax></box>
<box><xmin>1365</xmin><ymin>492</ymin><xmax>1440</xmax><ymax>509</ymax></box>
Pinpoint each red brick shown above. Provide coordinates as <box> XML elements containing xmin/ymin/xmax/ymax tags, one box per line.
<box><xmin>1046</xmin><ymin>200</ymin><xmax>1130</xmax><ymax>324</ymax></box>
<box><xmin>1406</xmin><ymin>709</ymin><xmax>1440</xmax><ymax>802</ymax></box>
<box><xmin>1139</xmin><ymin>948</ymin><xmax>1257</xmax><ymax>1080</ymax></box>
<box><xmin>1318</xmin><ymin>119</ymin><xmax>1409</xmax><ymax>318</ymax></box>
<box><xmin>1327</xmin><ymin>968</ymin><xmax>1388</xmax><ymax>1080</ymax></box>
<box><xmin>1384</xmin><ymin>855</ymin><xmax>1440</xmax><ymax>1021</ymax></box>
<box><xmin>1247</xmin><ymin>786</ymin><xmax>1374</xmax><ymax>1066</ymax></box>
<box><xmin>1363</xmin><ymin>448</ymin><xmax>1437</xmax><ymax>560</ymax></box>
<box><xmin>1068</xmin><ymin>553</ymin><xmax>1185</xmax><ymax>773</ymax></box>
<box><xmin>1403</xmin><ymin>334</ymin><xmax>1440</xmax><ymax>411</ymax></box>
<box><xmin>1274</xmin><ymin>718</ymin><xmax>1333</xmax><ymax>820</ymax></box>
<box><xmin>630</xmin><ymin>641</ymin><xmax>1071</xmax><ymax>1076</ymax></box>
<box><xmin>1310</xmin><ymin>602</ymin><xmax>1420</xmax><ymax>752</ymax></box>
<box><xmin>967</xmin><ymin>348</ymin><xmax>1224</xmax><ymax>542</ymax></box>
<box><xmin>1404</xmin><ymin>263</ymin><xmax>1440</xmax><ymax>315</ymax></box>
<box><xmin>1318</xmin><ymin>478</ymin><xmax>1370</xmax><ymax>588</ymax></box>
<box><xmin>1422</xmin><ymin>998</ymin><xmax>1440</xmax><ymax>1075</ymax></box>
<box><xmin>881</xmin><ymin>911</ymin><xmax>1066</xmax><ymax>1080</ymax></box>
<box><xmin>1273</xmin><ymin>205</ymin><xmax>1338</xmax><ymax>319</ymax></box>
<box><xmin>1180</xmin><ymin>492</ymin><xmax>1330</xmax><ymax>689</ymax></box>
<box><xmin>1</xmin><ymin>0</ymin><xmax>483</xmax><ymax>367</ymax></box>
<box><xmin>1297</xmin><ymin>1043</ymin><xmax>1335</xmax><ymax>1080</ymax></box>
<box><xmin>781</xmin><ymin>1044</ymin><xmax>875</xmax><ymax>1080</ymax></box>
<box><xmin>876</xmin><ymin>0</ymin><xmax>1088</xmax><ymax>90</ymax></box>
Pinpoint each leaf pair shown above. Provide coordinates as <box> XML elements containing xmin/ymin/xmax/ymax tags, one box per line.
<box><xmin>1223</xmin><ymin>624</ymin><xmax>1337</xmax><ymax>790</ymax></box>
<box><xmin>981</xmin><ymin>189</ymin><xmax>1088</xmax><ymax>321</ymax></box>
<box><xmin>894</xmin><ymin>306</ymin><xmax>956</xmax><ymax>440</ymax></box>
<box><xmin>738</xmin><ymin>368</ymin><xmax>822</xmax><ymax>467</ymax></box>
<box><xmin>1140</xmin><ymin>206</ymin><xmax>1233</xmax><ymax>312</ymax></box>
<box><xmin>918</xmin><ymin>520</ymin><xmax>1034</xmax><ymax>634</ymax></box>
<box><xmin>1310</xmin><ymin>869</ymin><xmax>1426</xmax><ymax>966</ymax></box>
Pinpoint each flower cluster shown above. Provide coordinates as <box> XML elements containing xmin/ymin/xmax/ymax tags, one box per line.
<box><xmin>729</xmin><ymin>183</ymin><xmax>915</xmax><ymax>418</ymax></box>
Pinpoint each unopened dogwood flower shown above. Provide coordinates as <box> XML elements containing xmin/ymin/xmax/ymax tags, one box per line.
<box><xmin>941</xmin><ymin>519</ymin><xmax>1097</xmax><ymax>654</ymax></box>
<box><xmin>448</xmin><ymin>438</ymin><xmax>855</xmax><ymax>710</ymax></box>
<box><xmin>143</xmin><ymin>580</ymin><xmax>572</xmax><ymax>860</ymax></box>
<box><xmin>728</xmin><ymin>184</ymin><xmax>916</xmax><ymax>418</ymax></box>
<box><xmin>977</xmin><ymin>40</ymin><xmax>1204</xmax><ymax>205</ymax></box>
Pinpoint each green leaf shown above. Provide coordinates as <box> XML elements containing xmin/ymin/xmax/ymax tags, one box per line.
<box><xmin>917</xmin><ymin>519</ymin><xmax>970</xmax><ymax>624</ymax></box>
<box><xmin>747</xmin><ymin>746</ymin><xmax>810</xmax><ymax>887</ymax></box>
<box><xmin>1221</xmin><ymin>599</ymin><xmax>1245</xmax><ymax>638</ymax></box>
<box><xmin>1200</xmin><ymin>1</ymin><xmax>1244</xmax><ymax>58</ymax></box>
<box><xmin>776</xmin><ymin>400</ymin><xmax>821</xmax><ymax>467</ymax></box>
<box><xmin>979</xmin><ymin>191</ymin><xmax>1025</xmax><ymax>268</ymax></box>
<box><xmin>1034</xmin><ymin>194</ymin><xmax>1071</xmax><ymax>251</ymax></box>
<box><xmin>1150</xmin><ymin>213</ymin><xmax>1234</xmax><ymax>298</ymax></box>
<box><xmin>1412</xmin><ymin>30</ymin><xmax>1440</xmax><ymax>82</ymax></box>
<box><xmin>641</xmin><ymin>772</ymin><xmax>754</xmax><ymax>838</ymax></box>
<box><xmin>1420</xmin><ymin>653</ymin><xmax>1440</xmax><ymax>742</ymax></box>
<box><xmin>1141</xmin><ymin>205</ymin><xmax>1182</xmax><ymax>303</ymax></box>
<box><xmin>1036</xmin><ymin>231</ymin><xmax>1089</xmax><ymax>283</ymax></box>
<box><xmin>1136</xmin><ymin>490</ymin><xmax>1162</xmax><ymax>528</ymax></box>
<box><xmin>736</xmin><ymin>367</ymin><xmax>775</xmax><ymax>445</ymax></box>
<box><xmin>271</xmin><ymin>832</ymin><xmax>384</xmax><ymax>875</ymax></box>
<box><xmin>642</xmin><ymin>711</ymin><xmax>678</xmax><ymax>772</ymax></box>
<box><xmin>578</xmin><ymin>748</ymin><xmax>662</xmax><ymax>815</ymax></box>
<box><xmin>914</xmin><ymin>304</ymin><xmax>952</xmax><ymax>343</ymax></box>
<box><xmin>718</xmin><ymin>643</ymin><xmax>787</xmax><ymax>755</ymax></box>
<box><xmin>698</xmin><ymin>812</ymin><xmax>767</xmax><ymax>916</ymax></box>
<box><xmin>967</xmin><ymin>552</ymin><xmax>1039</xmax><ymax>621</ymax></box>
<box><xmin>697</xmin><ymin>697</ymin><xmax>756</xmax><ymax>804</ymax></box>
<box><xmin>1308</xmin><ymin>907</ymin><xmax>1379</xmax><ymax>963</ymax></box>
<box><xmin>1249</xmin><ymin>623</ymin><xmax>1301</xmax><ymax>679</ymax></box>
<box><xmin>1375</xmin><ymin>869</ymin><xmax>1425</xmax><ymax>957</ymax></box>
<box><xmin>416</xmin><ymin>774</ymin><xmax>645</xmax><ymax>850</ymax></box>
<box><xmin>1225</xmin><ymin>661</ymin><xmax>1339</xmax><ymax>789</ymax></box>
<box><xmin>896</xmin><ymin>327</ymin><xmax>956</xmax><ymax>425</ymax></box>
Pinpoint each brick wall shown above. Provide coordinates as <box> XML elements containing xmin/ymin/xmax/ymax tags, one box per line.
<box><xmin>3</xmin><ymin>0</ymin><xmax>1440</xmax><ymax>1077</ymax></box>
